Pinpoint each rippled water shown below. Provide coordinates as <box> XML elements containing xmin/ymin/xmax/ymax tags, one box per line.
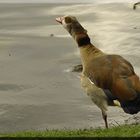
<box><xmin>1</xmin><ymin>3</ymin><xmax>139</xmax><ymax>60</ymax></box>
<box><xmin>0</xmin><ymin>3</ymin><xmax>139</xmax><ymax>132</ymax></box>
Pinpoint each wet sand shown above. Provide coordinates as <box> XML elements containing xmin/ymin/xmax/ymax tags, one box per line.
<box><xmin>0</xmin><ymin>3</ymin><xmax>140</xmax><ymax>132</ymax></box>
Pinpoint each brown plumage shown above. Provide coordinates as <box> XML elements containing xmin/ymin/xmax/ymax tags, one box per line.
<box><xmin>56</xmin><ymin>15</ymin><xmax>140</xmax><ymax>128</ymax></box>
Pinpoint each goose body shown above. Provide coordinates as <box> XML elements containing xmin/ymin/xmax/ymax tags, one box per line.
<box><xmin>56</xmin><ymin>15</ymin><xmax>140</xmax><ymax>128</ymax></box>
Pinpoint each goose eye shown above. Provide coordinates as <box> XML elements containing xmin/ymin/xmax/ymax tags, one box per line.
<box><xmin>65</xmin><ymin>17</ymin><xmax>72</xmax><ymax>24</ymax></box>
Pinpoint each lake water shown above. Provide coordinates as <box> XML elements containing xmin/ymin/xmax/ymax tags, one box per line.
<box><xmin>0</xmin><ymin>3</ymin><xmax>139</xmax><ymax>132</ymax></box>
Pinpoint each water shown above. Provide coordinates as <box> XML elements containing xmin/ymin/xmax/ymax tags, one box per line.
<box><xmin>0</xmin><ymin>0</ymin><xmax>139</xmax><ymax>3</ymax></box>
<box><xmin>0</xmin><ymin>3</ymin><xmax>139</xmax><ymax>132</ymax></box>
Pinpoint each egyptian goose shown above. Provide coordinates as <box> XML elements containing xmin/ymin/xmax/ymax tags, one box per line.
<box><xmin>56</xmin><ymin>16</ymin><xmax>140</xmax><ymax>128</ymax></box>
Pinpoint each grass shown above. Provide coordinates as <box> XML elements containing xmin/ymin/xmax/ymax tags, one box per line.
<box><xmin>1</xmin><ymin>125</ymin><xmax>140</xmax><ymax>137</ymax></box>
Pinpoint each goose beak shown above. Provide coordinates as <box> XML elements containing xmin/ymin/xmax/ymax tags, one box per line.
<box><xmin>56</xmin><ymin>17</ymin><xmax>63</xmax><ymax>24</ymax></box>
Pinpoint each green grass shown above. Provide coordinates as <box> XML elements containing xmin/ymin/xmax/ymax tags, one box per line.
<box><xmin>1</xmin><ymin>125</ymin><xmax>140</xmax><ymax>137</ymax></box>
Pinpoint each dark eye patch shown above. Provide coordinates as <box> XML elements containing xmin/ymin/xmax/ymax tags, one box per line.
<box><xmin>65</xmin><ymin>17</ymin><xmax>72</xmax><ymax>23</ymax></box>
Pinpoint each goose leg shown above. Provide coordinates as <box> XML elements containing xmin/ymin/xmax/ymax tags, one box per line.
<box><xmin>101</xmin><ymin>110</ymin><xmax>108</xmax><ymax>128</ymax></box>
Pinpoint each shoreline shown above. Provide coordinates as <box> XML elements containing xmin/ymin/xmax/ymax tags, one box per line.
<box><xmin>0</xmin><ymin>2</ymin><xmax>139</xmax><ymax>132</ymax></box>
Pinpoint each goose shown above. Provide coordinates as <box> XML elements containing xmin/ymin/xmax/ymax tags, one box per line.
<box><xmin>56</xmin><ymin>15</ymin><xmax>140</xmax><ymax>128</ymax></box>
<box><xmin>133</xmin><ymin>2</ymin><xmax>140</xmax><ymax>10</ymax></box>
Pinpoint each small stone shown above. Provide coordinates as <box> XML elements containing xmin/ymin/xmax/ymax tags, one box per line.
<box><xmin>71</xmin><ymin>64</ymin><xmax>83</xmax><ymax>72</ymax></box>
<box><xmin>50</xmin><ymin>34</ymin><xmax>54</xmax><ymax>37</ymax></box>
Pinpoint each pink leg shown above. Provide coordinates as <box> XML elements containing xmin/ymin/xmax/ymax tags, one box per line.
<box><xmin>101</xmin><ymin>110</ymin><xmax>108</xmax><ymax>129</ymax></box>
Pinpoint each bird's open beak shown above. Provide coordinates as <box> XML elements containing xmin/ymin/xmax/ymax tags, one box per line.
<box><xmin>56</xmin><ymin>17</ymin><xmax>63</xmax><ymax>24</ymax></box>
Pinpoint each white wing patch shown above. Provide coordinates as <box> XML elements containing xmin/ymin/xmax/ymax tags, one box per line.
<box><xmin>88</xmin><ymin>77</ymin><xmax>95</xmax><ymax>85</ymax></box>
<box><xmin>81</xmin><ymin>74</ymin><xmax>108</xmax><ymax>111</ymax></box>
